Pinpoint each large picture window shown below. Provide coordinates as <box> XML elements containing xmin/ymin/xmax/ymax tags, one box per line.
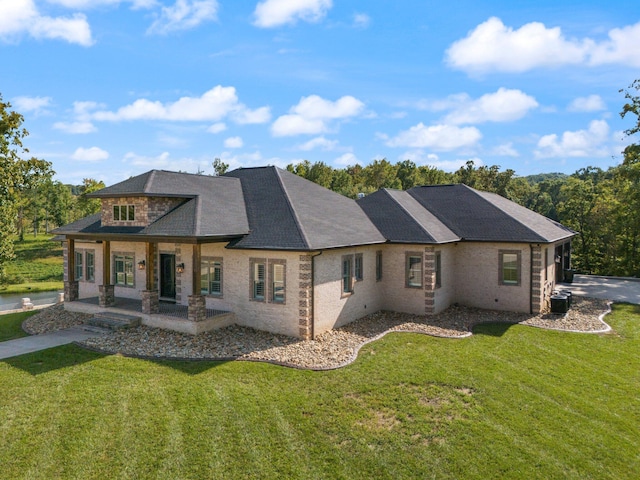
<box><xmin>114</xmin><ymin>254</ymin><xmax>135</xmax><ymax>286</ymax></box>
<box><xmin>499</xmin><ymin>250</ymin><xmax>521</xmax><ymax>286</ymax></box>
<box><xmin>201</xmin><ymin>258</ymin><xmax>222</xmax><ymax>296</ymax></box>
<box><xmin>406</xmin><ymin>252</ymin><xmax>423</xmax><ymax>288</ymax></box>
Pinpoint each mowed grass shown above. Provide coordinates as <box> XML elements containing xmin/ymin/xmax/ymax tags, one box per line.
<box><xmin>0</xmin><ymin>304</ymin><xmax>639</xmax><ymax>479</ymax></box>
<box><xmin>1</xmin><ymin>234</ymin><xmax>63</xmax><ymax>293</ymax></box>
<box><xmin>0</xmin><ymin>311</ymin><xmax>35</xmax><ymax>342</ymax></box>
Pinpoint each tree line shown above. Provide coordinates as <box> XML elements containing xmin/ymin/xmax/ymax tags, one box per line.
<box><xmin>1</xmin><ymin>80</ymin><xmax>639</xmax><ymax>281</ymax></box>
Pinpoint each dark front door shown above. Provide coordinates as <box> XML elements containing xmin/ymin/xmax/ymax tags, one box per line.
<box><xmin>160</xmin><ymin>254</ymin><xmax>176</xmax><ymax>299</ymax></box>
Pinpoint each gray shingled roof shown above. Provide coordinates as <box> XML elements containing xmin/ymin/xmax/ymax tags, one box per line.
<box><xmin>357</xmin><ymin>189</ymin><xmax>459</xmax><ymax>244</ymax></box>
<box><xmin>225</xmin><ymin>167</ymin><xmax>386</xmax><ymax>250</ymax></box>
<box><xmin>54</xmin><ymin>170</ymin><xmax>250</xmax><ymax>238</ymax></box>
<box><xmin>405</xmin><ymin>184</ymin><xmax>574</xmax><ymax>243</ymax></box>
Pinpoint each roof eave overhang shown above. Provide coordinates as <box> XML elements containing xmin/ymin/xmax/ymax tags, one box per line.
<box><xmin>65</xmin><ymin>232</ymin><xmax>246</xmax><ymax>244</ymax></box>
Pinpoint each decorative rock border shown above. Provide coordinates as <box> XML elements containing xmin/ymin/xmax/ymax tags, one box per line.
<box><xmin>22</xmin><ymin>297</ymin><xmax>613</xmax><ymax>371</ymax></box>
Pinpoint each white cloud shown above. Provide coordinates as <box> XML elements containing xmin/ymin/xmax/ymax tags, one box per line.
<box><xmin>535</xmin><ymin>120</ymin><xmax>610</xmax><ymax>158</ymax></box>
<box><xmin>123</xmin><ymin>151</ymin><xmax>172</xmax><ymax>167</ymax></box>
<box><xmin>147</xmin><ymin>0</ymin><xmax>218</xmax><ymax>34</ymax></box>
<box><xmin>71</xmin><ymin>146</ymin><xmax>109</xmax><ymax>162</ymax></box>
<box><xmin>353</xmin><ymin>13</ymin><xmax>370</xmax><ymax>29</ymax></box>
<box><xmin>53</xmin><ymin>121</ymin><xmax>97</xmax><ymax>134</ymax></box>
<box><xmin>589</xmin><ymin>22</ymin><xmax>640</xmax><ymax>67</ymax></box>
<box><xmin>491</xmin><ymin>142</ymin><xmax>520</xmax><ymax>157</ymax></box>
<box><xmin>446</xmin><ymin>17</ymin><xmax>640</xmax><ymax>74</ymax></box>
<box><xmin>47</xmin><ymin>1</ymin><xmax>156</xmax><ymax>8</ymax></box>
<box><xmin>12</xmin><ymin>96</ymin><xmax>52</xmax><ymax>115</ymax></box>
<box><xmin>386</xmin><ymin>123</ymin><xmax>482</xmax><ymax>151</ymax></box>
<box><xmin>441</xmin><ymin>88</ymin><xmax>538</xmax><ymax>125</ymax></box>
<box><xmin>207</xmin><ymin>122</ymin><xmax>227</xmax><ymax>133</ymax></box>
<box><xmin>334</xmin><ymin>152</ymin><xmax>358</xmax><ymax>166</ymax></box>
<box><xmin>0</xmin><ymin>0</ymin><xmax>93</xmax><ymax>46</ymax></box>
<box><xmin>271</xmin><ymin>94</ymin><xmax>365</xmax><ymax>136</ymax></box>
<box><xmin>296</xmin><ymin>136</ymin><xmax>337</xmax><ymax>151</ymax></box>
<box><xmin>231</xmin><ymin>106</ymin><xmax>271</xmax><ymax>124</ymax></box>
<box><xmin>92</xmin><ymin>86</ymin><xmax>269</xmax><ymax>124</ymax></box>
<box><xmin>568</xmin><ymin>94</ymin><xmax>606</xmax><ymax>112</ymax></box>
<box><xmin>253</xmin><ymin>0</ymin><xmax>332</xmax><ymax>28</ymax></box>
<box><xmin>224</xmin><ymin>136</ymin><xmax>243</xmax><ymax>148</ymax></box>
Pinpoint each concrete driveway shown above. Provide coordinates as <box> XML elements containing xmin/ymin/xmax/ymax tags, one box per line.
<box><xmin>559</xmin><ymin>274</ymin><xmax>640</xmax><ymax>304</ymax></box>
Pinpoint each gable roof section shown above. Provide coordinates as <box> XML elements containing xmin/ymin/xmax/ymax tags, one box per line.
<box><xmin>357</xmin><ymin>189</ymin><xmax>459</xmax><ymax>244</ymax></box>
<box><xmin>407</xmin><ymin>184</ymin><xmax>574</xmax><ymax>243</ymax></box>
<box><xmin>225</xmin><ymin>167</ymin><xmax>385</xmax><ymax>250</ymax></box>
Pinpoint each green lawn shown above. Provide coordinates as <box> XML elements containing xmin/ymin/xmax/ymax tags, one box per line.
<box><xmin>0</xmin><ymin>304</ymin><xmax>638</xmax><ymax>479</ymax></box>
<box><xmin>0</xmin><ymin>311</ymin><xmax>35</xmax><ymax>342</ymax></box>
<box><xmin>1</xmin><ymin>234</ymin><xmax>63</xmax><ymax>294</ymax></box>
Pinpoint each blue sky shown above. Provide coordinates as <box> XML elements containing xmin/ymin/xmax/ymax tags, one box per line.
<box><xmin>2</xmin><ymin>0</ymin><xmax>640</xmax><ymax>185</ymax></box>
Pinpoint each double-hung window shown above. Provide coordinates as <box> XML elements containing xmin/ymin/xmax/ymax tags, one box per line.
<box><xmin>252</xmin><ymin>260</ymin><xmax>266</xmax><ymax>301</ymax></box>
<box><xmin>86</xmin><ymin>251</ymin><xmax>95</xmax><ymax>282</ymax></box>
<box><xmin>499</xmin><ymin>250</ymin><xmax>521</xmax><ymax>286</ymax></box>
<box><xmin>201</xmin><ymin>258</ymin><xmax>223</xmax><ymax>296</ymax></box>
<box><xmin>376</xmin><ymin>251</ymin><xmax>382</xmax><ymax>282</ymax></box>
<box><xmin>271</xmin><ymin>262</ymin><xmax>285</xmax><ymax>303</ymax></box>
<box><xmin>342</xmin><ymin>255</ymin><xmax>353</xmax><ymax>294</ymax></box>
<box><xmin>406</xmin><ymin>252</ymin><xmax>423</xmax><ymax>288</ymax></box>
<box><xmin>114</xmin><ymin>254</ymin><xmax>135</xmax><ymax>286</ymax></box>
<box><xmin>354</xmin><ymin>254</ymin><xmax>363</xmax><ymax>282</ymax></box>
<box><xmin>74</xmin><ymin>251</ymin><xmax>83</xmax><ymax>281</ymax></box>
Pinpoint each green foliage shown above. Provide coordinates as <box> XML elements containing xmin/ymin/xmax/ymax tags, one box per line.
<box><xmin>212</xmin><ymin>157</ymin><xmax>229</xmax><ymax>176</ymax></box>
<box><xmin>0</xmin><ymin>311</ymin><xmax>36</xmax><ymax>341</ymax></box>
<box><xmin>0</xmin><ymin>305</ymin><xmax>638</xmax><ymax>478</ymax></box>
<box><xmin>0</xmin><ymin>94</ymin><xmax>54</xmax><ymax>281</ymax></box>
<box><xmin>2</xmin><ymin>234</ymin><xmax>63</xmax><ymax>293</ymax></box>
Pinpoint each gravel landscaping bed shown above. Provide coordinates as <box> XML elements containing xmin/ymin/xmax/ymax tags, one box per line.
<box><xmin>22</xmin><ymin>297</ymin><xmax>611</xmax><ymax>370</ymax></box>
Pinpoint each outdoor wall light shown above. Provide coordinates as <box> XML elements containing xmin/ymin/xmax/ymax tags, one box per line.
<box><xmin>176</xmin><ymin>263</ymin><xmax>185</xmax><ymax>274</ymax></box>
<box><xmin>138</xmin><ymin>260</ymin><xmax>146</xmax><ymax>270</ymax></box>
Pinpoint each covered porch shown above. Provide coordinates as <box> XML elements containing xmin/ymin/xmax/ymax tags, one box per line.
<box><xmin>64</xmin><ymin>238</ymin><xmax>234</xmax><ymax>335</ymax></box>
<box><xmin>66</xmin><ymin>296</ymin><xmax>235</xmax><ymax>335</ymax></box>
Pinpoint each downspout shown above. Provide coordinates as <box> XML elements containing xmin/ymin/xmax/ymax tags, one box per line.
<box><xmin>310</xmin><ymin>250</ymin><xmax>323</xmax><ymax>340</ymax></box>
<box><xmin>529</xmin><ymin>244</ymin><xmax>534</xmax><ymax>314</ymax></box>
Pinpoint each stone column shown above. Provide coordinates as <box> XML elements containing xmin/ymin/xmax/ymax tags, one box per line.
<box><xmin>142</xmin><ymin>289</ymin><xmax>159</xmax><ymax>314</ymax></box>
<box><xmin>99</xmin><ymin>284</ymin><xmax>115</xmax><ymax>307</ymax></box>
<box><xmin>298</xmin><ymin>254</ymin><xmax>313</xmax><ymax>340</ymax></box>
<box><xmin>188</xmin><ymin>294</ymin><xmax>206</xmax><ymax>322</ymax></box>
<box><xmin>64</xmin><ymin>281</ymin><xmax>79</xmax><ymax>302</ymax></box>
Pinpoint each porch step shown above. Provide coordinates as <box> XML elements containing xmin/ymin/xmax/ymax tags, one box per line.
<box><xmin>87</xmin><ymin>312</ymin><xmax>142</xmax><ymax>331</ymax></box>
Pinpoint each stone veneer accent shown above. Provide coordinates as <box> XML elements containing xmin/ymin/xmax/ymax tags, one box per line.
<box><xmin>101</xmin><ymin>197</ymin><xmax>184</xmax><ymax>228</ymax></box>
<box><xmin>142</xmin><ymin>289</ymin><xmax>159</xmax><ymax>314</ymax></box>
<box><xmin>99</xmin><ymin>284</ymin><xmax>115</xmax><ymax>307</ymax></box>
<box><xmin>188</xmin><ymin>295</ymin><xmax>206</xmax><ymax>322</ymax></box>
<box><xmin>530</xmin><ymin>245</ymin><xmax>543</xmax><ymax>313</ymax></box>
<box><xmin>423</xmin><ymin>246</ymin><xmax>436</xmax><ymax>315</ymax></box>
<box><xmin>64</xmin><ymin>281</ymin><xmax>79</xmax><ymax>302</ymax></box>
<box><xmin>298</xmin><ymin>254</ymin><xmax>313</xmax><ymax>339</ymax></box>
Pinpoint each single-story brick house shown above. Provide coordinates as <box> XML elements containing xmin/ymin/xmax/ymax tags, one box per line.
<box><xmin>54</xmin><ymin>167</ymin><xmax>574</xmax><ymax>339</ymax></box>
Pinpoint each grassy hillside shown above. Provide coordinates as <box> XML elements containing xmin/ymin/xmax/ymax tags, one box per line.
<box><xmin>1</xmin><ymin>235</ymin><xmax>63</xmax><ymax>294</ymax></box>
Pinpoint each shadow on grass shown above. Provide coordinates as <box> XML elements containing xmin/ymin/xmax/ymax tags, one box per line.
<box><xmin>471</xmin><ymin>321</ymin><xmax>517</xmax><ymax>337</ymax></box>
<box><xmin>3</xmin><ymin>344</ymin><xmax>104</xmax><ymax>376</ymax></box>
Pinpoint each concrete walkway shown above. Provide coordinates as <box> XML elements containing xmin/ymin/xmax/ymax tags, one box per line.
<box><xmin>0</xmin><ymin>325</ymin><xmax>106</xmax><ymax>360</ymax></box>
<box><xmin>558</xmin><ymin>274</ymin><xmax>640</xmax><ymax>304</ymax></box>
